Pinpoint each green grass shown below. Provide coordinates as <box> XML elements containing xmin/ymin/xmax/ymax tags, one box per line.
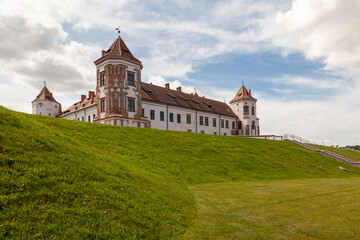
<box><xmin>183</xmin><ymin>178</ymin><xmax>360</xmax><ymax>240</ymax></box>
<box><xmin>1</xmin><ymin>106</ymin><xmax>360</xmax><ymax>239</ymax></box>
<box><xmin>308</xmin><ymin>144</ymin><xmax>360</xmax><ymax>162</ymax></box>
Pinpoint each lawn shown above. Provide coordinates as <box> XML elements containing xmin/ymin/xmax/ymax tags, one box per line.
<box><xmin>1</xmin><ymin>106</ymin><xmax>360</xmax><ymax>239</ymax></box>
<box><xmin>183</xmin><ymin>178</ymin><xmax>360</xmax><ymax>240</ymax></box>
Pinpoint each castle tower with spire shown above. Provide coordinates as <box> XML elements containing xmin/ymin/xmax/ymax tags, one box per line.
<box><xmin>230</xmin><ymin>84</ymin><xmax>260</xmax><ymax>136</ymax></box>
<box><xmin>93</xmin><ymin>36</ymin><xmax>149</xmax><ymax>127</ymax></box>
<box><xmin>32</xmin><ymin>84</ymin><xmax>62</xmax><ymax>117</ymax></box>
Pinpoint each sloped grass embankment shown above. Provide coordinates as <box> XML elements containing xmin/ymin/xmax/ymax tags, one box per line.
<box><xmin>1</xmin><ymin>106</ymin><xmax>360</xmax><ymax>239</ymax></box>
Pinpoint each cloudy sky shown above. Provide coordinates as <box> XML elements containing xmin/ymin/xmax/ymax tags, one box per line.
<box><xmin>0</xmin><ymin>0</ymin><xmax>359</xmax><ymax>146</ymax></box>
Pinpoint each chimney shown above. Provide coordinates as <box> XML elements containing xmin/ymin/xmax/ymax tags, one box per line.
<box><xmin>177</xmin><ymin>87</ymin><xmax>181</xmax><ymax>92</ymax></box>
<box><xmin>102</xmin><ymin>50</ymin><xmax>106</xmax><ymax>57</ymax></box>
<box><xmin>88</xmin><ymin>91</ymin><xmax>95</xmax><ymax>98</ymax></box>
<box><xmin>81</xmin><ymin>95</ymin><xmax>86</xmax><ymax>101</ymax></box>
<box><xmin>58</xmin><ymin>104</ymin><xmax>62</xmax><ymax>117</ymax></box>
<box><xmin>249</xmin><ymin>89</ymin><xmax>252</xmax><ymax>96</ymax></box>
<box><xmin>165</xmin><ymin>83</ymin><xmax>170</xmax><ymax>89</ymax></box>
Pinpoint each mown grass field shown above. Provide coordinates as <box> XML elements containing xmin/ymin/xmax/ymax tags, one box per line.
<box><xmin>183</xmin><ymin>179</ymin><xmax>360</xmax><ymax>240</ymax></box>
<box><xmin>1</xmin><ymin>106</ymin><xmax>360</xmax><ymax>239</ymax></box>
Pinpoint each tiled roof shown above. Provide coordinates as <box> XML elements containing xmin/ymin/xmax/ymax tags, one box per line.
<box><xmin>61</xmin><ymin>84</ymin><xmax>238</xmax><ymax>118</ymax></box>
<box><xmin>230</xmin><ymin>85</ymin><xmax>257</xmax><ymax>103</ymax></box>
<box><xmin>61</xmin><ymin>96</ymin><xmax>97</xmax><ymax>117</ymax></box>
<box><xmin>32</xmin><ymin>86</ymin><xmax>59</xmax><ymax>104</ymax></box>
<box><xmin>141</xmin><ymin>83</ymin><xmax>237</xmax><ymax>117</ymax></box>
<box><xmin>95</xmin><ymin>37</ymin><xmax>142</xmax><ymax>66</ymax></box>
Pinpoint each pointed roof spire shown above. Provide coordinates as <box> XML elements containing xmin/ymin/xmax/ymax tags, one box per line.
<box><xmin>230</xmin><ymin>84</ymin><xmax>257</xmax><ymax>103</ymax></box>
<box><xmin>95</xmin><ymin>36</ymin><xmax>142</xmax><ymax>68</ymax></box>
<box><xmin>32</xmin><ymin>85</ymin><xmax>59</xmax><ymax>103</ymax></box>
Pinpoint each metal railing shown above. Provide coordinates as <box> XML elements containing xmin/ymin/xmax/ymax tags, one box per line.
<box><xmin>283</xmin><ymin>134</ymin><xmax>317</xmax><ymax>144</ymax></box>
<box><xmin>284</xmin><ymin>134</ymin><xmax>360</xmax><ymax>162</ymax></box>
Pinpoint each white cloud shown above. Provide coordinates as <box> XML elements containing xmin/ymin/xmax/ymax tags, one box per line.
<box><xmin>271</xmin><ymin>75</ymin><xmax>347</xmax><ymax>90</ymax></box>
<box><xmin>272</xmin><ymin>0</ymin><xmax>360</xmax><ymax>72</ymax></box>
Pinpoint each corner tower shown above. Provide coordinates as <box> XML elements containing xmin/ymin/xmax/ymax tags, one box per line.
<box><xmin>93</xmin><ymin>36</ymin><xmax>149</xmax><ymax>127</ymax></box>
<box><xmin>32</xmin><ymin>84</ymin><xmax>62</xmax><ymax>117</ymax></box>
<box><xmin>230</xmin><ymin>84</ymin><xmax>260</xmax><ymax>136</ymax></box>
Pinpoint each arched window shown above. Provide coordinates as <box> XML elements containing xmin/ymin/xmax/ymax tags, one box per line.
<box><xmin>251</xmin><ymin>106</ymin><xmax>255</xmax><ymax>115</ymax></box>
<box><xmin>251</xmin><ymin>121</ymin><xmax>256</xmax><ymax>129</ymax></box>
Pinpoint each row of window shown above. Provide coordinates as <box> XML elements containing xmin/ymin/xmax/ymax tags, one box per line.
<box><xmin>144</xmin><ymin>109</ymin><xmax>237</xmax><ymax>129</ymax></box>
<box><xmin>244</xmin><ymin>106</ymin><xmax>255</xmax><ymax>115</ymax></box>
<box><xmin>76</xmin><ymin>114</ymin><xmax>96</xmax><ymax>122</ymax></box>
<box><xmin>99</xmin><ymin>72</ymin><xmax>135</xmax><ymax>86</ymax></box>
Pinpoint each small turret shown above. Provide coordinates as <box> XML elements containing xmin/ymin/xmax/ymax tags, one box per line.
<box><xmin>32</xmin><ymin>83</ymin><xmax>61</xmax><ymax>117</ymax></box>
<box><xmin>230</xmin><ymin>84</ymin><xmax>260</xmax><ymax>136</ymax></box>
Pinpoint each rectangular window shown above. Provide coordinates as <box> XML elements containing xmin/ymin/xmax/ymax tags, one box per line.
<box><xmin>93</xmin><ymin>114</ymin><xmax>95</xmax><ymax>121</ymax></box>
<box><xmin>252</xmin><ymin>121</ymin><xmax>256</xmax><ymax>129</ymax></box>
<box><xmin>244</xmin><ymin>106</ymin><xmax>249</xmax><ymax>115</ymax></box>
<box><xmin>128</xmin><ymin>98</ymin><xmax>135</xmax><ymax>112</ymax></box>
<box><xmin>100</xmin><ymin>98</ymin><xmax>105</xmax><ymax>112</ymax></box>
<box><xmin>177</xmin><ymin>114</ymin><xmax>181</xmax><ymax>123</ymax></box>
<box><xmin>205</xmin><ymin>117</ymin><xmax>209</xmax><ymax>126</ymax></box>
<box><xmin>187</xmin><ymin>129</ymin><xmax>192</xmax><ymax>132</ymax></box>
<box><xmin>201</xmin><ymin>131</ymin><xmax>205</xmax><ymax>134</ymax></box>
<box><xmin>221</xmin><ymin>119</ymin><xmax>224</xmax><ymax>128</ymax></box>
<box><xmin>169</xmin><ymin>113</ymin><xmax>174</xmax><ymax>122</ymax></box>
<box><xmin>226</xmin><ymin>120</ymin><xmax>229</xmax><ymax>129</ymax></box>
<box><xmin>186</xmin><ymin>114</ymin><xmax>191</xmax><ymax>124</ymax></box>
<box><xmin>127</xmin><ymin>72</ymin><xmax>135</xmax><ymax>86</ymax></box>
<box><xmin>224</xmin><ymin>133</ymin><xmax>227</xmax><ymax>136</ymax></box>
<box><xmin>214</xmin><ymin>132</ymin><xmax>217</xmax><ymax>135</ymax></box>
<box><xmin>88</xmin><ymin>116</ymin><xmax>91</xmax><ymax>122</ymax></box>
<box><xmin>160</xmin><ymin>111</ymin><xmax>164</xmax><ymax>121</ymax></box>
<box><xmin>142</xmin><ymin>108</ymin><xmax>145</xmax><ymax>116</ymax></box>
<box><xmin>232</xmin><ymin>121</ymin><xmax>235</xmax><ymax>129</ymax></box>
<box><xmin>150</xmin><ymin>110</ymin><xmax>155</xmax><ymax>120</ymax></box>
<box><xmin>213</xmin><ymin>118</ymin><xmax>216</xmax><ymax>127</ymax></box>
<box><xmin>100</xmin><ymin>72</ymin><xmax>105</xmax><ymax>86</ymax></box>
<box><xmin>199</xmin><ymin>116</ymin><xmax>204</xmax><ymax>125</ymax></box>
<box><xmin>252</xmin><ymin>106</ymin><xmax>255</xmax><ymax>115</ymax></box>
<box><xmin>82</xmin><ymin>117</ymin><xmax>84</xmax><ymax>121</ymax></box>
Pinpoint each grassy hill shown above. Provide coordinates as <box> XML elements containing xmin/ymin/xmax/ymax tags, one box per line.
<box><xmin>308</xmin><ymin>143</ymin><xmax>360</xmax><ymax>162</ymax></box>
<box><xmin>1</xmin><ymin>106</ymin><xmax>360</xmax><ymax>239</ymax></box>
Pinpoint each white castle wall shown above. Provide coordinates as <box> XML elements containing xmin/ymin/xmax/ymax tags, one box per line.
<box><xmin>32</xmin><ymin>100</ymin><xmax>60</xmax><ymax>117</ymax></box>
<box><xmin>142</xmin><ymin>100</ymin><xmax>237</xmax><ymax>135</ymax></box>
<box><xmin>61</xmin><ymin>105</ymin><xmax>97</xmax><ymax>122</ymax></box>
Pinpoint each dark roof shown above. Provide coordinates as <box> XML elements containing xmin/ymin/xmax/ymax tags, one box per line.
<box><xmin>32</xmin><ymin>86</ymin><xmax>59</xmax><ymax>104</ymax></box>
<box><xmin>141</xmin><ymin>82</ymin><xmax>237</xmax><ymax>117</ymax></box>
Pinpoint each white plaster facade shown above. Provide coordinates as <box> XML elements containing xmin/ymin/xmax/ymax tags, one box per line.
<box><xmin>32</xmin><ymin>100</ymin><xmax>60</xmax><ymax>117</ymax></box>
<box><xmin>142</xmin><ymin>101</ymin><xmax>236</xmax><ymax>135</ymax></box>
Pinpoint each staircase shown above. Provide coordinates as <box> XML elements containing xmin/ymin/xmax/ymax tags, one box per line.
<box><xmin>287</xmin><ymin>139</ymin><xmax>360</xmax><ymax>168</ymax></box>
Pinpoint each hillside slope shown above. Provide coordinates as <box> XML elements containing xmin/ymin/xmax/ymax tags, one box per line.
<box><xmin>1</xmin><ymin>106</ymin><xmax>359</xmax><ymax>239</ymax></box>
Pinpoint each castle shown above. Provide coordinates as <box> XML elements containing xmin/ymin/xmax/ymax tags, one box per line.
<box><xmin>32</xmin><ymin>36</ymin><xmax>260</xmax><ymax>136</ymax></box>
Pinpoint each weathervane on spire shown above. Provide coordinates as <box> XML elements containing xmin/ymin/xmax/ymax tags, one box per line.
<box><xmin>43</xmin><ymin>81</ymin><xmax>46</xmax><ymax>87</ymax></box>
<box><xmin>116</xmin><ymin>27</ymin><xmax>120</xmax><ymax>37</ymax></box>
<box><xmin>242</xmin><ymin>80</ymin><xmax>244</xmax><ymax>86</ymax></box>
